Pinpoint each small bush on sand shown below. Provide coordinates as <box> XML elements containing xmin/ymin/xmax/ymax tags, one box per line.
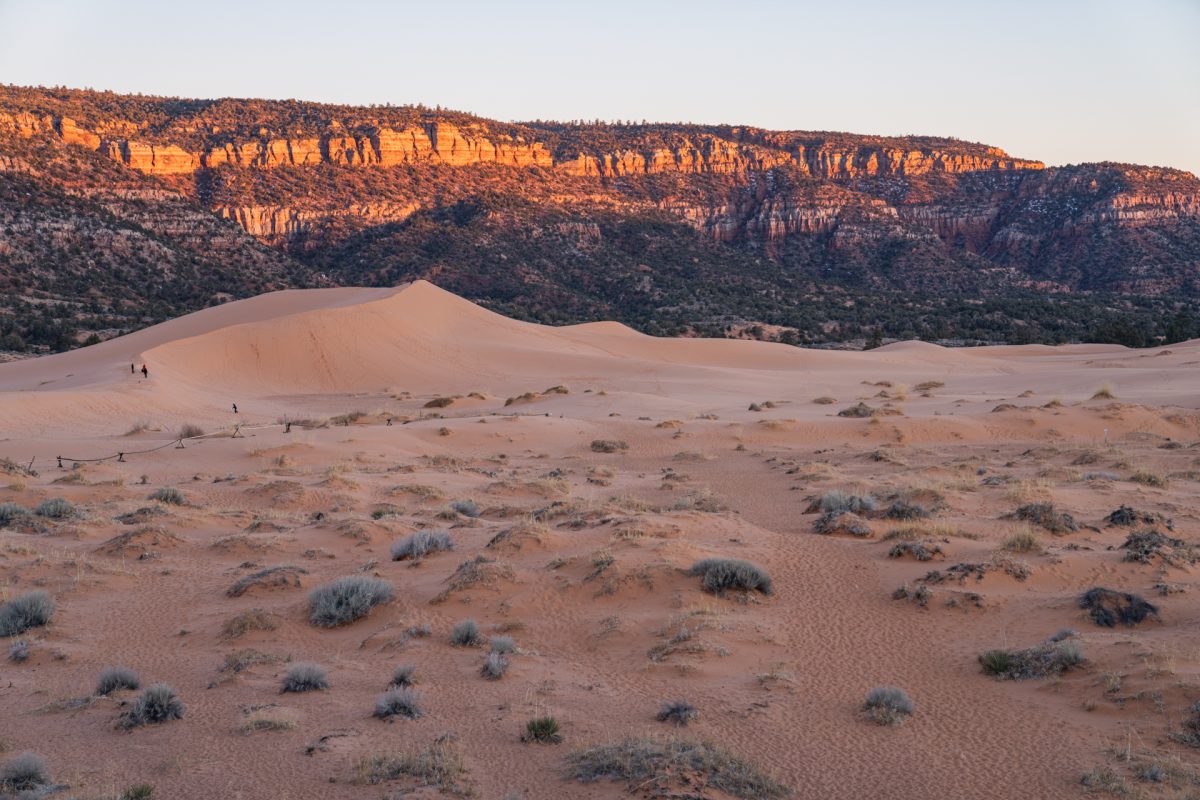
<box><xmin>979</xmin><ymin>639</ymin><xmax>1084</xmax><ymax>679</ymax></box>
<box><xmin>424</xmin><ymin>396</ymin><xmax>455</xmax><ymax>408</ymax></box>
<box><xmin>449</xmin><ymin>499</ymin><xmax>480</xmax><ymax>517</ymax></box>
<box><xmin>566</xmin><ymin>738</ymin><xmax>789</xmax><ymax>799</ymax></box>
<box><xmin>96</xmin><ymin>666</ymin><xmax>140</xmax><ymax>695</ymax></box>
<box><xmin>1079</xmin><ymin>588</ymin><xmax>1158</xmax><ymax>628</ymax></box>
<box><xmin>817</xmin><ymin>490</ymin><xmax>876</xmax><ymax>514</ymax></box>
<box><xmin>0</xmin><ymin>752</ymin><xmax>49</xmax><ymax>793</ymax></box>
<box><xmin>122</xmin><ymin>684</ymin><xmax>184</xmax><ymax>728</ymax></box>
<box><xmin>489</xmin><ymin>635</ymin><xmax>516</xmax><ymax>654</ymax></box>
<box><xmin>0</xmin><ymin>502</ymin><xmax>29</xmax><ymax>526</ymax></box>
<box><xmin>35</xmin><ymin>498</ymin><xmax>74</xmax><ymax>519</ymax></box>
<box><xmin>281</xmin><ymin>662</ymin><xmax>329</xmax><ymax>693</ymax></box>
<box><xmin>178</xmin><ymin>423</ymin><xmax>205</xmax><ymax>439</ymax></box>
<box><xmin>812</xmin><ymin>396</ymin><xmax>837</xmax><ymax>405</ymax></box>
<box><xmin>391</xmin><ymin>530</ymin><xmax>454</xmax><ymax>561</ymax></box>
<box><xmin>590</xmin><ymin>439</ymin><xmax>629</xmax><ymax>454</ymax></box>
<box><xmin>656</xmin><ymin>700</ymin><xmax>698</xmax><ymax>726</ymax></box>
<box><xmin>8</xmin><ymin>640</ymin><xmax>30</xmax><ymax>662</ymax></box>
<box><xmin>1091</xmin><ymin>384</ymin><xmax>1116</xmax><ymax>400</ymax></box>
<box><xmin>887</xmin><ymin>541</ymin><xmax>943</xmax><ymax>561</ymax></box>
<box><xmin>0</xmin><ymin>590</ymin><xmax>55</xmax><ymax>636</ymax></box>
<box><xmin>522</xmin><ymin>716</ymin><xmax>563</xmax><ymax>743</ymax></box>
<box><xmin>837</xmin><ymin>402</ymin><xmax>876</xmax><ymax>418</ymax></box>
<box><xmin>308</xmin><ymin>576</ymin><xmax>393</xmax><ymax>627</ymax></box>
<box><xmin>373</xmin><ymin>688</ymin><xmax>422</xmax><ymax>720</ymax></box>
<box><xmin>884</xmin><ymin>499</ymin><xmax>928</xmax><ymax>520</ymax></box>
<box><xmin>689</xmin><ymin>558</ymin><xmax>773</xmax><ymax>596</ymax></box>
<box><xmin>1010</xmin><ymin>503</ymin><xmax>1078</xmax><ymax>534</ymax></box>
<box><xmin>481</xmin><ymin>652</ymin><xmax>510</xmax><ymax>680</ymax></box>
<box><xmin>863</xmin><ymin>687</ymin><xmax>914</xmax><ymax>725</ymax></box>
<box><xmin>389</xmin><ymin>665</ymin><xmax>417</xmax><ymax>688</ymax></box>
<box><xmin>148</xmin><ymin>487</ymin><xmax>185</xmax><ymax>505</ymax></box>
<box><xmin>221</xmin><ymin>608</ymin><xmax>278</xmax><ymax>639</ymax></box>
<box><xmin>813</xmin><ymin>511</ymin><xmax>872</xmax><ymax>537</ymax></box>
<box><xmin>450</xmin><ymin>619</ymin><xmax>482</xmax><ymax>647</ymax></box>
<box><xmin>226</xmin><ymin>565</ymin><xmax>307</xmax><ymax>598</ymax></box>
<box><xmin>1170</xmin><ymin>701</ymin><xmax>1200</xmax><ymax>748</ymax></box>
<box><xmin>1130</xmin><ymin>470</ymin><xmax>1169</xmax><ymax>488</ymax></box>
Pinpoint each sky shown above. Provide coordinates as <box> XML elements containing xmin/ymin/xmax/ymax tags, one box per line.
<box><xmin>1</xmin><ymin>0</ymin><xmax>1197</xmax><ymax>174</ymax></box>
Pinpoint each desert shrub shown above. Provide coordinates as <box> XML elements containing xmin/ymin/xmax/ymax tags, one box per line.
<box><xmin>373</xmin><ymin>688</ymin><xmax>422</xmax><ymax>720</ymax></box>
<box><xmin>8</xmin><ymin>640</ymin><xmax>29</xmax><ymax>663</ymax></box>
<box><xmin>424</xmin><ymin>396</ymin><xmax>455</xmax><ymax>408</ymax></box>
<box><xmin>389</xmin><ymin>665</ymin><xmax>417</xmax><ymax>688</ymax></box>
<box><xmin>308</xmin><ymin>576</ymin><xmax>393</xmax><ymax>627</ymax></box>
<box><xmin>914</xmin><ymin>381</ymin><xmax>945</xmax><ymax>391</ymax></box>
<box><xmin>449</xmin><ymin>499</ymin><xmax>480</xmax><ymax>517</ymax></box>
<box><xmin>812</xmin><ymin>396</ymin><xmax>837</xmax><ymax>404</ymax></box>
<box><xmin>522</xmin><ymin>716</ymin><xmax>563</xmax><ymax>743</ymax></box>
<box><xmin>884</xmin><ymin>500</ymin><xmax>928</xmax><ymax>520</ymax></box>
<box><xmin>887</xmin><ymin>541</ymin><xmax>943</xmax><ymax>561</ymax></box>
<box><xmin>566</xmin><ymin>738</ymin><xmax>788</xmax><ymax>799</ymax></box>
<box><xmin>391</xmin><ymin>529</ymin><xmax>453</xmax><ymax>561</ymax></box>
<box><xmin>1079</xmin><ymin>588</ymin><xmax>1158</xmax><ymax>627</ymax></box>
<box><xmin>1106</xmin><ymin>505</ymin><xmax>1172</xmax><ymax>528</ymax></box>
<box><xmin>1010</xmin><ymin>503</ymin><xmax>1078</xmax><ymax>534</ymax></box>
<box><xmin>34</xmin><ymin>498</ymin><xmax>74</xmax><ymax>519</ymax></box>
<box><xmin>818</xmin><ymin>490</ymin><xmax>876</xmax><ymax>514</ymax></box>
<box><xmin>863</xmin><ymin>687</ymin><xmax>914</xmax><ymax>725</ymax></box>
<box><xmin>0</xmin><ymin>752</ymin><xmax>49</xmax><ymax>792</ymax></box>
<box><xmin>148</xmin><ymin>487</ymin><xmax>185</xmax><ymax>505</ymax></box>
<box><xmin>590</xmin><ymin>440</ymin><xmax>629</xmax><ymax>453</ymax></box>
<box><xmin>450</xmin><ymin>619</ymin><xmax>482</xmax><ymax>647</ymax></box>
<box><xmin>999</xmin><ymin>529</ymin><xmax>1043</xmax><ymax>553</ymax></box>
<box><xmin>239</xmin><ymin>712</ymin><xmax>295</xmax><ymax>733</ymax></box>
<box><xmin>329</xmin><ymin>411</ymin><xmax>365</xmax><ymax>426</ymax></box>
<box><xmin>1091</xmin><ymin>384</ymin><xmax>1116</xmax><ymax>400</ymax></box>
<box><xmin>178</xmin><ymin>423</ymin><xmax>205</xmax><ymax>439</ymax></box>
<box><xmin>656</xmin><ymin>700</ymin><xmax>698</xmax><ymax>726</ymax></box>
<box><xmin>688</xmin><ymin>558</ymin><xmax>773</xmax><ymax>596</ymax></box>
<box><xmin>979</xmin><ymin>640</ymin><xmax>1084</xmax><ymax>679</ymax></box>
<box><xmin>0</xmin><ymin>502</ymin><xmax>29</xmax><ymax>526</ymax></box>
<box><xmin>1171</xmin><ymin>701</ymin><xmax>1200</xmax><ymax>748</ymax></box>
<box><xmin>96</xmin><ymin>666</ymin><xmax>140</xmax><ymax>695</ymax></box>
<box><xmin>837</xmin><ymin>402</ymin><xmax>876</xmax><ymax>418</ymax></box>
<box><xmin>281</xmin><ymin>662</ymin><xmax>328</xmax><ymax>693</ymax></box>
<box><xmin>0</xmin><ymin>590</ymin><xmax>55</xmax><ymax>636</ymax></box>
<box><xmin>489</xmin><ymin>635</ymin><xmax>517</xmax><ymax>654</ymax></box>
<box><xmin>481</xmin><ymin>651</ymin><xmax>510</xmax><ymax>680</ymax></box>
<box><xmin>813</xmin><ymin>511</ymin><xmax>872</xmax><ymax>537</ymax></box>
<box><xmin>122</xmin><ymin>683</ymin><xmax>184</xmax><ymax>728</ymax></box>
<box><xmin>120</xmin><ymin>784</ymin><xmax>155</xmax><ymax>799</ymax></box>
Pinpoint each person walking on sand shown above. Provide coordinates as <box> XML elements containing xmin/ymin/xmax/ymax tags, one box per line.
<box><xmin>141</xmin><ymin>364</ymin><xmax>148</xmax><ymax>378</ymax></box>
<box><xmin>130</xmin><ymin>363</ymin><xmax>135</xmax><ymax>375</ymax></box>
<box><xmin>232</xmin><ymin>403</ymin><xmax>238</xmax><ymax>414</ymax></box>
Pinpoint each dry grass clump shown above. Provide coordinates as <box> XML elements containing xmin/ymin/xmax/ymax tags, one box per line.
<box><xmin>281</xmin><ymin>662</ymin><xmax>329</xmax><ymax>693</ymax></box>
<box><xmin>862</xmin><ymin>687</ymin><xmax>914</xmax><ymax>725</ymax></box>
<box><xmin>424</xmin><ymin>396</ymin><xmax>456</xmax><ymax>408</ymax></box>
<box><xmin>979</xmin><ymin>639</ymin><xmax>1084</xmax><ymax>679</ymax></box>
<box><xmin>179</xmin><ymin>423</ymin><xmax>206</xmax><ymax>439</ymax></box>
<box><xmin>434</xmin><ymin>556</ymin><xmax>515</xmax><ymax>602</ymax></box>
<box><xmin>1170</xmin><ymin>702</ymin><xmax>1200</xmax><ymax>748</ymax></box>
<box><xmin>355</xmin><ymin>741</ymin><xmax>466</xmax><ymax>794</ymax></box>
<box><xmin>1129</xmin><ymin>470</ymin><xmax>1169</xmax><ymax>488</ymax></box>
<box><xmin>1091</xmin><ymin>383</ymin><xmax>1116</xmax><ymax>400</ymax></box>
<box><xmin>505</xmin><ymin>391</ymin><xmax>539</xmax><ymax>406</ymax></box>
<box><xmin>96</xmin><ymin>666</ymin><xmax>140</xmax><ymax>695</ymax></box>
<box><xmin>914</xmin><ymin>380</ymin><xmax>945</xmax><ymax>392</ymax></box>
<box><xmin>121</xmin><ymin>683</ymin><xmax>184</xmax><ymax>728</ymax></box>
<box><xmin>1079</xmin><ymin>588</ymin><xmax>1158</xmax><ymax>628</ymax></box>
<box><xmin>329</xmin><ymin>410</ymin><xmax>366</xmax><ymax>426</ymax></box>
<box><xmin>480</xmin><ymin>651</ymin><xmax>510</xmax><ymax>680</ymax></box>
<box><xmin>149</xmin><ymin>486</ymin><xmax>186</xmax><ymax>505</ymax></box>
<box><xmin>688</xmin><ymin>558</ymin><xmax>773</xmax><ymax>596</ymax></box>
<box><xmin>999</xmin><ymin>528</ymin><xmax>1043</xmax><ymax>554</ymax></box>
<box><xmin>372</xmin><ymin>688</ymin><xmax>422</xmax><ymax>720</ymax></box>
<box><xmin>227</xmin><ymin>565</ymin><xmax>307</xmax><ymax>597</ymax></box>
<box><xmin>591</xmin><ymin>439</ymin><xmax>629</xmax><ymax>453</ymax></box>
<box><xmin>0</xmin><ymin>590</ymin><xmax>55</xmax><ymax>637</ymax></box>
<box><xmin>308</xmin><ymin>576</ymin><xmax>393</xmax><ymax>627</ymax></box>
<box><xmin>812</xmin><ymin>396</ymin><xmax>837</xmax><ymax>405</ymax></box>
<box><xmin>566</xmin><ymin>738</ymin><xmax>789</xmax><ymax>799</ymax></box>
<box><xmin>240</xmin><ymin>711</ymin><xmax>295</xmax><ymax>733</ymax></box>
<box><xmin>389</xmin><ymin>665</ymin><xmax>417</xmax><ymax>688</ymax></box>
<box><xmin>391</xmin><ymin>530</ymin><xmax>454</xmax><ymax>561</ymax></box>
<box><xmin>814</xmin><ymin>490</ymin><xmax>876</xmax><ymax>514</ymax></box>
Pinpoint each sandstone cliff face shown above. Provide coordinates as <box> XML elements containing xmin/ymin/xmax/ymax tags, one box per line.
<box><xmin>217</xmin><ymin>201</ymin><xmax>419</xmax><ymax>244</ymax></box>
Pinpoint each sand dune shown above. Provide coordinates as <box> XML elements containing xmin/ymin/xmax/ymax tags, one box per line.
<box><xmin>1</xmin><ymin>284</ymin><xmax>1198</xmax><ymax>799</ymax></box>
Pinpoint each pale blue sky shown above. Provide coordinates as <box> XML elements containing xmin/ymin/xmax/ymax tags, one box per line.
<box><xmin>1</xmin><ymin>0</ymin><xmax>1197</xmax><ymax>173</ymax></box>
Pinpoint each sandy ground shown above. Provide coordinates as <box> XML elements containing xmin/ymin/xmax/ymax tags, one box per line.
<box><xmin>0</xmin><ymin>281</ymin><xmax>1198</xmax><ymax>799</ymax></box>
